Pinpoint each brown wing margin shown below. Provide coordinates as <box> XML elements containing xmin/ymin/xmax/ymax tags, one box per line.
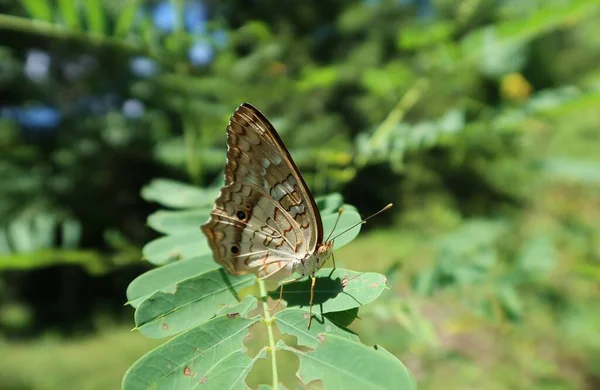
<box><xmin>229</xmin><ymin>102</ymin><xmax>324</xmax><ymax>245</ymax></box>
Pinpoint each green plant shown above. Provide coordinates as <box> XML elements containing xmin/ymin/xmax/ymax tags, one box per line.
<box><xmin>122</xmin><ymin>179</ymin><xmax>415</xmax><ymax>389</ymax></box>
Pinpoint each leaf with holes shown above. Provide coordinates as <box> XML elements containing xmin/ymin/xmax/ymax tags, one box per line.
<box><xmin>274</xmin><ymin>308</ymin><xmax>358</xmax><ymax>348</ymax></box>
<box><xmin>278</xmin><ymin>334</ymin><xmax>415</xmax><ymax>390</ymax></box>
<box><xmin>126</xmin><ymin>255</ymin><xmax>220</xmax><ymax>308</ymax></box>
<box><xmin>134</xmin><ymin>269</ymin><xmax>256</xmax><ymax>338</ymax></box>
<box><xmin>122</xmin><ymin>315</ymin><xmax>264</xmax><ymax>390</ymax></box>
<box><xmin>215</xmin><ymin>295</ymin><xmax>257</xmax><ymax>317</ymax></box>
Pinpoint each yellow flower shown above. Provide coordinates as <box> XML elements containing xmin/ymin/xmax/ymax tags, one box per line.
<box><xmin>501</xmin><ymin>72</ymin><xmax>532</xmax><ymax>102</ymax></box>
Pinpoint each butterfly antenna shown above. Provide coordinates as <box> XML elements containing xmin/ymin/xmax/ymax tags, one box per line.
<box><xmin>330</xmin><ymin>203</ymin><xmax>393</xmax><ymax>242</ymax></box>
<box><xmin>325</xmin><ymin>207</ymin><xmax>344</xmax><ymax>242</ymax></box>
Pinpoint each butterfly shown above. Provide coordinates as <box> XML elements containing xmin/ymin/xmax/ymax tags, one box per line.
<box><xmin>201</xmin><ymin>102</ymin><xmax>391</xmax><ymax>328</ymax></box>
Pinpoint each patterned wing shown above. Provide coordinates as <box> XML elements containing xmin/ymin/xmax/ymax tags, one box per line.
<box><xmin>201</xmin><ymin>103</ymin><xmax>322</xmax><ymax>279</ymax></box>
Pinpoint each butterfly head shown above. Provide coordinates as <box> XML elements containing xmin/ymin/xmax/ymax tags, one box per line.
<box><xmin>315</xmin><ymin>241</ymin><xmax>335</xmax><ymax>271</ymax></box>
<box><xmin>317</xmin><ymin>240</ymin><xmax>334</xmax><ymax>258</ymax></box>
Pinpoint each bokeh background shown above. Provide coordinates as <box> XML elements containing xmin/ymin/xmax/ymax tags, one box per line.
<box><xmin>1</xmin><ymin>0</ymin><xmax>599</xmax><ymax>389</ymax></box>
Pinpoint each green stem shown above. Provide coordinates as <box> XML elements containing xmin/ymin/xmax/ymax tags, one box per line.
<box><xmin>258</xmin><ymin>279</ymin><xmax>279</xmax><ymax>390</ymax></box>
<box><xmin>369</xmin><ymin>78</ymin><xmax>430</xmax><ymax>149</ymax></box>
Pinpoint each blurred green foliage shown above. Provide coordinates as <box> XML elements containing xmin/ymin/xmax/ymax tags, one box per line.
<box><xmin>0</xmin><ymin>0</ymin><xmax>599</xmax><ymax>389</ymax></box>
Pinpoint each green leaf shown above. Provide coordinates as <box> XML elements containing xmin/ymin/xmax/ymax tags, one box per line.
<box><xmin>275</xmin><ymin>308</ymin><xmax>358</xmax><ymax>348</ymax></box>
<box><xmin>147</xmin><ymin>208</ymin><xmax>211</xmax><ymax>235</ymax></box>
<box><xmin>398</xmin><ymin>21</ymin><xmax>455</xmax><ymax>50</ymax></box>
<box><xmin>496</xmin><ymin>284</ymin><xmax>522</xmax><ymax>321</ymax></box>
<box><xmin>20</xmin><ymin>0</ymin><xmax>53</xmax><ymax>22</ymax></box>
<box><xmin>114</xmin><ymin>0</ymin><xmax>139</xmax><ymax>37</ymax></box>
<box><xmin>126</xmin><ymin>254</ymin><xmax>220</xmax><ymax>308</ymax></box>
<box><xmin>141</xmin><ymin>179</ymin><xmax>216</xmax><ymax>209</ymax></box>
<box><xmin>57</xmin><ymin>0</ymin><xmax>80</xmax><ymax>29</ymax></box>
<box><xmin>134</xmin><ymin>269</ymin><xmax>256</xmax><ymax>338</ymax></box>
<box><xmin>83</xmin><ymin>0</ymin><xmax>105</xmax><ymax>35</ymax></box>
<box><xmin>215</xmin><ymin>295</ymin><xmax>257</xmax><ymax>317</ymax></box>
<box><xmin>142</xmin><ymin>231</ymin><xmax>209</xmax><ymax>265</ymax></box>
<box><xmin>315</xmin><ymin>193</ymin><xmax>343</xmax><ymax>214</ymax></box>
<box><xmin>61</xmin><ymin>218</ymin><xmax>81</xmax><ymax>249</ymax></box>
<box><xmin>273</xmin><ymin>268</ymin><xmax>388</xmax><ymax>315</ymax></box>
<box><xmin>323</xmin><ymin>307</ymin><xmax>360</xmax><ymax>327</ymax></box>
<box><xmin>517</xmin><ymin>234</ymin><xmax>557</xmax><ymax>276</ymax></box>
<box><xmin>540</xmin><ymin>158</ymin><xmax>600</xmax><ymax>185</ymax></box>
<box><xmin>461</xmin><ymin>0</ymin><xmax>600</xmax><ymax>75</ymax></box>
<box><xmin>278</xmin><ymin>334</ymin><xmax>415</xmax><ymax>390</ymax></box>
<box><xmin>122</xmin><ymin>315</ymin><xmax>264</xmax><ymax>390</ymax></box>
<box><xmin>8</xmin><ymin>218</ymin><xmax>35</xmax><ymax>252</ymax></box>
<box><xmin>322</xmin><ymin>207</ymin><xmax>361</xmax><ymax>250</ymax></box>
<box><xmin>33</xmin><ymin>213</ymin><xmax>55</xmax><ymax>249</ymax></box>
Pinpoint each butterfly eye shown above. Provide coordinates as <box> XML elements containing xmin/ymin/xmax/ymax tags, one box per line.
<box><xmin>230</xmin><ymin>245</ymin><xmax>239</xmax><ymax>254</ymax></box>
<box><xmin>236</xmin><ymin>210</ymin><xmax>246</xmax><ymax>220</ymax></box>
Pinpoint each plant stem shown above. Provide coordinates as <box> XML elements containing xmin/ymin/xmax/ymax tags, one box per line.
<box><xmin>258</xmin><ymin>279</ymin><xmax>279</xmax><ymax>390</ymax></box>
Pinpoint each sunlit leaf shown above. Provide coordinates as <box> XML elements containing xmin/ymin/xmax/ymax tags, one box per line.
<box><xmin>275</xmin><ymin>308</ymin><xmax>358</xmax><ymax>348</ymax></box>
<box><xmin>57</xmin><ymin>0</ymin><xmax>80</xmax><ymax>29</ymax></box>
<box><xmin>540</xmin><ymin>158</ymin><xmax>600</xmax><ymax>185</ymax></box>
<box><xmin>123</xmin><ymin>315</ymin><xmax>264</xmax><ymax>390</ymax></box>
<box><xmin>517</xmin><ymin>234</ymin><xmax>557</xmax><ymax>276</ymax></box>
<box><xmin>215</xmin><ymin>295</ymin><xmax>257</xmax><ymax>317</ymax></box>
<box><xmin>142</xmin><ymin>231</ymin><xmax>209</xmax><ymax>265</ymax></box>
<box><xmin>141</xmin><ymin>179</ymin><xmax>217</xmax><ymax>209</ymax></box>
<box><xmin>278</xmin><ymin>334</ymin><xmax>415</xmax><ymax>390</ymax></box>
<box><xmin>20</xmin><ymin>0</ymin><xmax>53</xmax><ymax>22</ymax></box>
<box><xmin>126</xmin><ymin>255</ymin><xmax>220</xmax><ymax>308</ymax></box>
<box><xmin>315</xmin><ymin>193</ymin><xmax>343</xmax><ymax>214</ymax></box>
<box><xmin>147</xmin><ymin>208</ymin><xmax>211</xmax><ymax>235</ymax></box>
<box><xmin>83</xmin><ymin>0</ymin><xmax>105</xmax><ymax>35</ymax></box>
<box><xmin>134</xmin><ymin>269</ymin><xmax>256</xmax><ymax>338</ymax></box>
<box><xmin>273</xmin><ymin>268</ymin><xmax>388</xmax><ymax>315</ymax></box>
<box><xmin>8</xmin><ymin>218</ymin><xmax>34</xmax><ymax>252</ymax></box>
<box><xmin>114</xmin><ymin>0</ymin><xmax>139</xmax><ymax>37</ymax></box>
<box><xmin>322</xmin><ymin>208</ymin><xmax>361</xmax><ymax>250</ymax></box>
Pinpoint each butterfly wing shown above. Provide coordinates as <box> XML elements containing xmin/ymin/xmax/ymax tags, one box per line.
<box><xmin>201</xmin><ymin>103</ymin><xmax>323</xmax><ymax>280</ymax></box>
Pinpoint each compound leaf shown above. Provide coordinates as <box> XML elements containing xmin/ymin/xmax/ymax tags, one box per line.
<box><xmin>141</xmin><ymin>179</ymin><xmax>217</xmax><ymax>209</ymax></box>
<box><xmin>142</xmin><ymin>231</ymin><xmax>209</xmax><ymax>265</ymax></box>
<box><xmin>274</xmin><ymin>308</ymin><xmax>359</xmax><ymax>348</ymax></box>
<box><xmin>123</xmin><ymin>315</ymin><xmax>263</xmax><ymax>390</ymax></box>
<box><xmin>126</xmin><ymin>254</ymin><xmax>220</xmax><ymax>308</ymax></box>
<box><xmin>147</xmin><ymin>208</ymin><xmax>211</xmax><ymax>235</ymax></box>
<box><xmin>274</xmin><ymin>268</ymin><xmax>387</xmax><ymax>315</ymax></box>
<box><xmin>215</xmin><ymin>295</ymin><xmax>258</xmax><ymax>317</ymax></box>
<box><xmin>278</xmin><ymin>333</ymin><xmax>415</xmax><ymax>390</ymax></box>
<box><xmin>134</xmin><ymin>269</ymin><xmax>256</xmax><ymax>338</ymax></box>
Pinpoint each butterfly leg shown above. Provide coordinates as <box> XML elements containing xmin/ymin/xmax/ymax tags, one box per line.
<box><xmin>307</xmin><ymin>275</ymin><xmax>317</xmax><ymax>329</ymax></box>
<box><xmin>269</xmin><ymin>275</ymin><xmax>304</xmax><ymax>311</ymax></box>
